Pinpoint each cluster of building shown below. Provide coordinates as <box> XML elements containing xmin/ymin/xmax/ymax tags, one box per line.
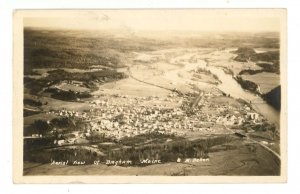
<box><xmin>47</xmin><ymin>90</ymin><xmax>265</xmax><ymax>143</ymax></box>
<box><xmin>83</xmin><ymin>92</ymin><xmax>263</xmax><ymax>139</ymax></box>
<box><xmin>47</xmin><ymin>109</ymin><xmax>87</xmax><ymax>118</ymax></box>
<box><xmin>85</xmin><ymin>104</ymin><xmax>188</xmax><ymax>139</ymax></box>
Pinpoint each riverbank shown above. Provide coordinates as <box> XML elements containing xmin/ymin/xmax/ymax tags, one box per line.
<box><xmin>166</xmin><ymin>53</ymin><xmax>280</xmax><ymax>127</ymax></box>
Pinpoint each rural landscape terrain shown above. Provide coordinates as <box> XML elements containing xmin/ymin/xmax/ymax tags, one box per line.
<box><xmin>23</xmin><ymin>27</ymin><xmax>281</xmax><ymax>176</ymax></box>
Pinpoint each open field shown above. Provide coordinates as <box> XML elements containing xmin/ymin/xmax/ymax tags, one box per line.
<box><xmin>241</xmin><ymin>72</ymin><xmax>280</xmax><ymax>94</ymax></box>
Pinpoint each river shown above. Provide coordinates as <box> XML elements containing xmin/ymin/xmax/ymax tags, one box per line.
<box><xmin>165</xmin><ymin>52</ymin><xmax>280</xmax><ymax>127</ymax></box>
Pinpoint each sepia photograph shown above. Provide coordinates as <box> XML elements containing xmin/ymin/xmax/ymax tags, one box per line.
<box><xmin>13</xmin><ymin>9</ymin><xmax>287</xmax><ymax>183</ymax></box>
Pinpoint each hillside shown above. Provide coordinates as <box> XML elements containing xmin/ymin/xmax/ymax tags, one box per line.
<box><xmin>24</xmin><ymin>28</ymin><xmax>170</xmax><ymax>73</ymax></box>
<box><xmin>233</xmin><ymin>47</ymin><xmax>280</xmax><ymax>74</ymax></box>
<box><xmin>262</xmin><ymin>85</ymin><xmax>281</xmax><ymax>111</ymax></box>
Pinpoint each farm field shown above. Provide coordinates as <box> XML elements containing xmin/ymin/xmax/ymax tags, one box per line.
<box><xmin>241</xmin><ymin>72</ymin><xmax>280</xmax><ymax>94</ymax></box>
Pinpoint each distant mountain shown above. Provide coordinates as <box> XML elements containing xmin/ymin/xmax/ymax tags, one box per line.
<box><xmin>262</xmin><ymin>86</ymin><xmax>281</xmax><ymax>111</ymax></box>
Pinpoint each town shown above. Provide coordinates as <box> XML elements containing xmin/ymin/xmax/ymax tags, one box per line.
<box><xmin>38</xmin><ymin>89</ymin><xmax>265</xmax><ymax>146</ymax></box>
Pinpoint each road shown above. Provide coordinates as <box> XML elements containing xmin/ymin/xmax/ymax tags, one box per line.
<box><xmin>223</xmin><ymin>124</ymin><xmax>280</xmax><ymax>160</ymax></box>
<box><xmin>127</xmin><ymin>66</ymin><xmax>175</xmax><ymax>92</ymax></box>
<box><xmin>24</xmin><ymin>107</ymin><xmax>42</xmax><ymax>112</ymax></box>
<box><xmin>247</xmin><ymin>138</ymin><xmax>281</xmax><ymax>160</ymax></box>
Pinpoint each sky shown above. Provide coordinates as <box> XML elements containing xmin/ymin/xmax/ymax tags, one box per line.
<box><xmin>23</xmin><ymin>10</ymin><xmax>283</xmax><ymax>33</ymax></box>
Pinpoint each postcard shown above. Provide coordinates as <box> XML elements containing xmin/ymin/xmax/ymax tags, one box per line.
<box><xmin>13</xmin><ymin>9</ymin><xmax>287</xmax><ymax>183</ymax></box>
